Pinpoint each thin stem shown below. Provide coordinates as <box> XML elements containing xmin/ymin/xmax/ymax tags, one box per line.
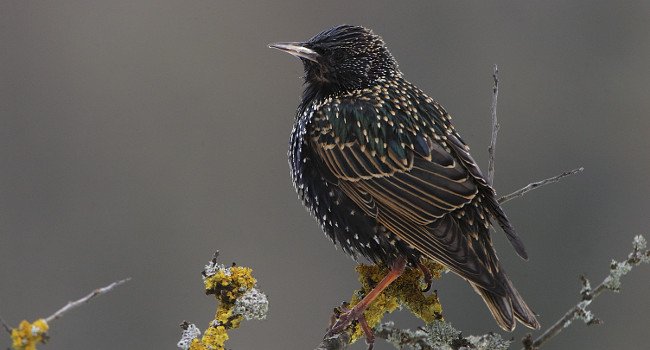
<box><xmin>487</xmin><ymin>64</ymin><xmax>500</xmax><ymax>186</ymax></box>
<box><xmin>0</xmin><ymin>314</ymin><xmax>11</xmax><ymax>334</ymax></box>
<box><xmin>498</xmin><ymin>167</ymin><xmax>584</xmax><ymax>204</ymax></box>
<box><xmin>45</xmin><ymin>278</ymin><xmax>131</xmax><ymax>323</ymax></box>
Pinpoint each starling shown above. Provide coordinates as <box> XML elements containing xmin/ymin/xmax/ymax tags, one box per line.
<box><xmin>270</xmin><ymin>25</ymin><xmax>540</xmax><ymax>335</ymax></box>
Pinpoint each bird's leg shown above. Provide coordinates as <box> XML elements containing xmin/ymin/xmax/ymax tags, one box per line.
<box><xmin>327</xmin><ymin>257</ymin><xmax>407</xmax><ymax>337</ymax></box>
<box><xmin>417</xmin><ymin>260</ymin><xmax>433</xmax><ymax>292</ymax></box>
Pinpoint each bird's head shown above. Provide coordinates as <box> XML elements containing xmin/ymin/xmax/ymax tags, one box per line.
<box><xmin>270</xmin><ymin>25</ymin><xmax>400</xmax><ymax>99</ymax></box>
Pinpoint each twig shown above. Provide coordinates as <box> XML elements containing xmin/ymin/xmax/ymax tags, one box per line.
<box><xmin>0</xmin><ymin>314</ymin><xmax>11</xmax><ymax>334</ymax></box>
<box><xmin>498</xmin><ymin>167</ymin><xmax>584</xmax><ymax>204</ymax></box>
<box><xmin>487</xmin><ymin>64</ymin><xmax>500</xmax><ymax>186</ymax></box>
<box><xmin>522</xmin><ymin>235</ymin><xmax>650</xmax><ymax>350</ymax></box>
<box><xmin>45</xmin><ymin>278</ymin><xmax>131</xmax><ymax>323</ymax></box>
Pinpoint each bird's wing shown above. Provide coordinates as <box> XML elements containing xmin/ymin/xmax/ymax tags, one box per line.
<box><xmin>310</xmin><ymin>96</ymin><xmax>507</xmax><ymax>292</ymax></box>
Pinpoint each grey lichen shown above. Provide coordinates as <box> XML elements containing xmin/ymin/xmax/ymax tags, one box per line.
<box><xmin>603</xmin><ymin>235</ymin><xmax>649</xmax><ymax>292</ymax></box>
<box><xmin>376</xmin><ymin>320</ymin><xmax>511</xmax><ymax>350</ymax></box>
<box><xmin>233</xmin><ymin>288</ymin><xmax>269</xmax><ymax>320</ymax></box>
<box><xmin>202</xmin><ymin>257</ymin><xmax>224</xmax><ymax>279</ymax></box>
<box><xmin>604</xmin><ymin>259</ymin><xmax>632</xmax><ymax>291</ymax></box>
<box><xmin>632</xmin><ymin>235</ymin><xmax>649</xmax><ymax>263</ymax></box>
<box><xmin>426</xmin><ymin>320</ymin><xmax>461</xmax><ymax>347</ymax></box>
<box><xmin>378</xmin><ymin>321</ymin><xmax>435</xmax><ymax>350</ymax></box>
<box><xmin>177</xmin><ymin>323</ymin><xmax>201</xmax><ymax>350</ymax></box>
<box><xmin>465</xmin><ymin>333</ymin><xmax>511</xmax><ymax>350</ymax></box>
<box><xmin>573</xmin><ymin>300</ymin><xmax>597</xmax><ymax>325</ymax></box>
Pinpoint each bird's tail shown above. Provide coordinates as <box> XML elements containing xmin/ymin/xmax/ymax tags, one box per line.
<box><xmin>471</xmin><ymin>272</ymin><xmax>540</xmax><ymax>331</ymax></box>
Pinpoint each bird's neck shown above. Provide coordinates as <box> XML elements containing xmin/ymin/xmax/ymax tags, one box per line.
<box><xmin>299</xmin><ymin>81</ymin><xmax>330</xmax><ymax>116</ymax></box>
<box><xmin>299</xmin><ymin>74</ymin><xmax>406</xmax><ymax>116</ymax></box>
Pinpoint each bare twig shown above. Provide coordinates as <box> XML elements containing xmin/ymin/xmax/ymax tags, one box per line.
<box><xmin>0</xmin><ymin>314</ymin><xmax>11</xmax><ymax>334</ymax></box>
<box><xmin>487</xmin><ymin>64</ymin><xmax>500</xmax><ymax>185</ymax></box>
<box><xmin>522</xmin><ymin>235</ymin><xmax>650</xmax><ymax>350</ymax></box>
<box><xmin>498</xmin><ymin>167</ymin><xmax>584</xmax><ymax>204</ymax></box>
<box><xmin>45</xmin><ymin>278</ymin><xmax>131</xmax><ymax>323</ymax></box>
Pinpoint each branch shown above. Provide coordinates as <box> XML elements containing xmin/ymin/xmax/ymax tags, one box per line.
<box><xmin>315</xmin><ymin>262</ymin><xmax>444</xmax><ymax>350</ymax></box>
<box><xmin>177</xmin><ymin>252</ymin><xmax>268</xmax><ymax>350</ymax></box>
<box><xmin>317</xmin><ymin>320</ymin><xmax>512</xmax><ymax>350</ymax></box>
<box><xmin>498</xmin><ymin>167</ymin><xmax>584</xmax><ymax>204</ymax></box>
<box><xmin>374</xmin><ymin>322</ymin><xmax>437</xmax><ymax>350</ymax></box>
<box><xmin>487</xmin><ymin>64</ymin><xmax>500</xmax><ymax>185</ymax></box>
<box><xmin>315</xmin><ymin>331</ymin><xmax>352</xmax><ymax>350</ymax></box>
<box><xmin>376</xmin><ymin>321</ymin><xmax>511</xmax><ymax>350</ymax></box>
<box><xmin>522</xmin><ymin>235</ymin><xmax>650</xmax><ymax>350</ymax></box>
<box><xmin>484</xmin><ymin>65</ymin><xmax>581</xmax><ymax>202</ymax></box>
<box><xmin>4</xmin><ymin>278</ymin><xmax>130</xmax><ymax>350</ymax></box>
<box><xmin>45</xmin><ymin>278</ymin><xmax>131</xmax><ymax>323</ymax></box>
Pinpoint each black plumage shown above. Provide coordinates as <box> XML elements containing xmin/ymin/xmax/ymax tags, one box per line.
<box><xmin>271</xmin><ymin>25</ymin><xmax>540</xmax><ymax>331</ymax></box>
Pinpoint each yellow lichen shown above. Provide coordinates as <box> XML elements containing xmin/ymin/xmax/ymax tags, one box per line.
<box><xmin>188</xmin><ymin>264</ymin><xmax>258</xmax><ymax>350</ymax></box>
<box><xmin>11</xmin><ymin>319</ymin><xmax>49</xmax><ymax>350</ymax></box>
<box><xmin>204</xmin><ymin>266</ymin><xmax>256</xmax><ymax>303</ymax></box>
<box><xmin>347</xmin><ymin>259</ymin><xmax>445</xmax><ymax>343</ymax></box>
<box><xmin>188</xmin><ymin>338</ymin><xmax>207</xmax><ymax>350</ymax></box>
<box><xmin>201</xmin><ymin>325</ymin><xmax>229</xmax><ymax>349</ymax></box>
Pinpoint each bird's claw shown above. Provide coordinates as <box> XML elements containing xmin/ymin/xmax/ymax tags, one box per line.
<box><xmin>326</xmin><ymin>304</ymin><xmax>375</xmax><ymax>350</ymax></box>
<box><xmin>418</xmin><ymin>261</ymin><xmax>433</xmax><ymax>292</ymax></box>
<box><xmin>326</xmin><ymin>308</ymin><xmax>355</xmax><ymax>337</ymax></box>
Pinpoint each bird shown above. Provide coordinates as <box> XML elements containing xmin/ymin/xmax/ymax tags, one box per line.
<box><xmin>270</xmin><ymin>25</ymin><xmax>540</xmax><ymax>338</ymax></box>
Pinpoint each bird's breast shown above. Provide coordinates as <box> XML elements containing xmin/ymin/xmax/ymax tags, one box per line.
<box><xmin>288</xmin><ymin>107</ymin><xmax>418</xmax><ymax>265</ymax></box>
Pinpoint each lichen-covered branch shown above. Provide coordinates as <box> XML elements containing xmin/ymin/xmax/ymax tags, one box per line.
<box><xmin>377</xmin><ymin>321</ymin><xmax>511</xmax><ymax>350</ymax></box>
<box><xmin>316</xmin><ymin>260</ymin><xmax>444</xmax><ymax>349</ymax></box>
<box><xmin>317</xmin><ymin>319</ymin><xmax>513</xmax><ymax>350</ymax></box>
<box><xmin>4</xmin><ymin>278</ymin><xmax>130</xmax><ymax>350</ymax></box>
<box><xmin>315</xmin><ymin>331</ymin><xmax>352</xmax><ymax>350</ymax></box>
<box><xmin>521</xmin><ymin>235</ymin><xmax>650</xmax><ymax>350</ymax></box>
<box><xmin>177</xmin><ymin>252</ymin><xmax>268</xmax><ymax>350</ymax></box>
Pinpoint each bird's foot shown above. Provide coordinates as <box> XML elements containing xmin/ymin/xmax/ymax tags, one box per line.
<box><xmin>327</xmin><ymin>302</ymin><xmax>375</xmax><ymax>350</ymax></box>
<box><xmin>326</xmin><ymin>302</ymin><xmax>357</xmax><ymax>336</ymax></box>
<box><xmin>326</xmin><ymin>258</ymin><xmax>406</xmax><ymax>349</ymax></box>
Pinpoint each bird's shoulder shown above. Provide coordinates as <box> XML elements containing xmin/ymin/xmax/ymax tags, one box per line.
<box><xmin>310</xmin><ymin>80</ymin><xmax>465</xmax><ymax>149</ymax></box>
<box><xmin>305</xmin><ymin>79</ymin><xmax>485</xmax><ymax>181</ymax></box>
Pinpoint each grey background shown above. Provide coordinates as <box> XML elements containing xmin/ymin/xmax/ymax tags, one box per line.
<box><xmin>1</xmin><ymin>1</ymin><xmax>649</xmax><ymax>349</ymax></box>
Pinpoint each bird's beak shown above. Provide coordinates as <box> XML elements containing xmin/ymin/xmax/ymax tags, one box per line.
<box><xmin>268</xmin><ymin>42</ymin><xmax>320</xmax><ymax>63</ymax></box>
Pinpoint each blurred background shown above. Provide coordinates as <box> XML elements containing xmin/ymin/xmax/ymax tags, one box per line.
<box><xmin>1</xmin><ymin>1</ymin><xmax>649</xmax><ymax>349</ymax></box>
